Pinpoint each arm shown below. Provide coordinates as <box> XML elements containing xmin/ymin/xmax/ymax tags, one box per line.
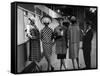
<box><xmin>53</xmin><ymin>29</ymin><xmax>58</xmax><ymax>40</ymax></box>
<box><xmin>87</xmin><ymin>30</ymin><xmax>93</xmax><ymax>42</ymax></box>
<box><xmin>65</xmin><ymin>30</ymin><xmax>68</xmax><ymax>48</ymax></box>
<box><xmin>40</xmin><ymin>30</ymin><xmax>43</xmax><ymax>41</ymax></box>
<box><xmin>29</xmin><ymin>28</ymin><xmax>37</xmax><ymax>39</ymax></box>
<box><xmin>80</xmin><ymin>29</ymin><xmax>84</xmax><ymax>41</ymax></box>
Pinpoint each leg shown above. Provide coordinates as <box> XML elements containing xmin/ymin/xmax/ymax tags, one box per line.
<box><xmin>45</xmin><ymin>55</ymin><xmax>54</xmax><ymax>71</ymax></box>
<box><xmin>60</xmin><ymin>59</ymin><xmax>63</xmax><ymax>70</ymax></box>
<box><xmin>85</xmin><ymin>53</ymin><xmax>91</xmax><ymax>69</ymax></box>
<box><xmin>43</xmin><ymin>45</ymin><xmax>51</xmax><ymax>71</ymax></box>
<box><xmin>76</xmin><ymin>58</ymin><xmax>80</xmax><ymax>69</ymax></box>
<box><xmin>72</xmin><ymin>59</ymin><xmax>75</xmax><ymax>69</ymax></box>
<box><xmin>87</xmin><ymin>49</ymin><xmax>91</xmax><ymax>69</ymax></box>
<box><xmin>62</xmin><ymin>59</ymin><xmax>67</xmax><ymax>70</ymax></box>
<box><xmin>83</xmin><ymin>49</ymin><xmax>91</xmax><ymax>69</ymax></box>
<box><xmin>45</xmin><ymin>56</ymin><xmax>51</xmax><ymax>71</ymax></box>
<box><xmin>83</xmin><ymin>49</ymin><xmax>87</xmax><ymax>69</ymax></box>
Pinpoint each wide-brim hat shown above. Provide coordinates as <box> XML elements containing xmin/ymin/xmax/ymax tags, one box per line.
<box><xmin>41</xmin><ymin>16</ymin><xmax>52</xmax><ymax>24</ymax></box>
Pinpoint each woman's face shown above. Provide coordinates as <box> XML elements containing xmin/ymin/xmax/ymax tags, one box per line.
<box><xmin>44</xmin><ymin>22</ymin><xmax>49</xmax><ymax>26</ymax></box>
<box><xmin>42</xmin><ymin>17</ymin><xmax>51</xmax><ymax>26</ymax></box>
<box><xmin>71</xmin><ymin>20</ymin><xmax>76</xmax><ymax>24</ymax></box>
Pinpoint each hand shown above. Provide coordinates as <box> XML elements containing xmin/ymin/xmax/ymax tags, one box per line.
<box><xmin>31</xmin><ymin>36</ymin><xmax>37</xmax><ymax>39</ymax></box>
<box><xmin>52</xmin><ymin>42</ymin><xmax>55</xmax><ymax>45</ymax></box>
<box><xmin>28</xmin><ymin>34</ymin><xmax>33</xmax><ymax>39</ymax></box>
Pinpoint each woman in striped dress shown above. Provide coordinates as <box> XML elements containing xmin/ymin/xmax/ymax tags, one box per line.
<box><xmin>40</xmin><ymin>16</ymin><xmax>54</xmax><ymax>71</ymax></box>
<box><xmin>27</xmin><ymin>18</ymin><xmax>41</xmax><ymax>62</ymax></box>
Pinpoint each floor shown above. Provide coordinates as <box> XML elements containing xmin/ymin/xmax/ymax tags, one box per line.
<box><xmin>38</xmin><ymin>32</ymin><xmax>97</xmax><ymax>71</ymax></box>
<box><xmin>24</xmin><ymin>32</ymin><xmax>97</xmax><ymax>72</ymax></box>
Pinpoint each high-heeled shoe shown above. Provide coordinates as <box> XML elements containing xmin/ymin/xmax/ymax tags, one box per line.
<box><xmin>47</xmin><ymin>67</ymin><xmax>49</xmax><ymax>71</ymax></box>
<box><xmin>51</xmin><ymin>66</ymin><xmax>54</xmax><ymax>71</ymax></box>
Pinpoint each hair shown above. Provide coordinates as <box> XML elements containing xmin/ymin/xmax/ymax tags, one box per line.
<box><xmin>70</xmin><ymin>16</ymin><xmax>77</xmax><ymax>24</ymax></box>
<box><xmin>71</xmin><ymin>20</ymin><xmax>77</xmax><ymax>24</ymax></box>
<box><xmin>62</xmin><ymin>22</ymin><xmax>70</xmax><ymax>28</ymax></box>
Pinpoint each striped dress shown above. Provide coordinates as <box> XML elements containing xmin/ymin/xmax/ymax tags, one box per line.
<box><xmin>29</xmin><ymin>28</ymin><xmax>41</xmax><ymax>62</ymax></box>
<box><xmin>41</xmin><ymin>26</ymin><xmax>53</xmax><ymax>58</ymax></box>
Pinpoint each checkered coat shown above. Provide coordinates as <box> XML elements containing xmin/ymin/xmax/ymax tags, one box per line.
<box><xmin>40</xmin><ymin>26</ymin><xmax>53</xmax><ymax>58</ymax></box>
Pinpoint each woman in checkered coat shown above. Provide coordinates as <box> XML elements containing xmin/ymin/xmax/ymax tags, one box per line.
<box><xmin>40</xmin><ymin>16</ymin><xmax>54</xmax><ymax>71</ymax></box>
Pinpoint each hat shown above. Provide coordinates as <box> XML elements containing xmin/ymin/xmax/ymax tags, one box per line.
<box><xmin>41</xmin><ymin>16</ymin><xmax>52</xmax><ymax>24</ymax></box>
<box><xmin>70</xmin><ymin>16</ymin><xmax>76</xmax><ymax>21</ymax></box>
<box><xmin>62</xmin><ymin>21</ymin><xmax>70</xmax><ymax>27</ymax></box>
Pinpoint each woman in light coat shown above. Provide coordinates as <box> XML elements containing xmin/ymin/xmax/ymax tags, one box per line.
<box><xmin>68</xmin><ymin>16</ymin><xmax>80</xmax><ymax>69</ymax></box>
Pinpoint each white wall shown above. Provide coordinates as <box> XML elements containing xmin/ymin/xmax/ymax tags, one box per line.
<box><xmin>17</xmin><ymin>8</ymin><xmax>25</xmax><ymax>45</ymax></box>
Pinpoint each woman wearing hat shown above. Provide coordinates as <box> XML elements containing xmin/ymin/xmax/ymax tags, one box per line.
<box><xmin>26</xmin><ymin>17</ymin><xmax>41</xmax><ymax>63</ymax></box>
<box><xmin>82</xmin><ymin>21</ymin><xmax>93</xmax><ymax>69</ymax></box>
<box><xmin>53</xmin><ymin>19</ymin><xmax>68</xmax><ymax>70</ymax></box>
<box><xmin>68</xmin><ymin>16</ymin><xmax>80</xmax><ymax>69</ymax></box>
<box><xmin>40</xmin><ymin>16</ymin><xmax>54</xmax><ymax>71</ymax></box>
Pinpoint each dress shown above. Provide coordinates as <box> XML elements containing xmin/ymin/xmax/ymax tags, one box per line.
<box><xmin>68</xmin><ymin>23</ymin><xmax>80</xmax><ymax>59</ymax></box>
<box><xmin>41</xmin><ymin>26</ymin><xmax>53</xmax><ymax>58</ymax></box>
<box><xmin>29</xmin><ymin>27</ymin><xmax>41</xmax><ymax>62</ymax></box>
<box><xmin>54</xmin><ymin>26</ymin><xmax>68</xmax><ymax>59</ymax></box>
<box><xmin>82</xmin><ymin>28</ymin><xmax>93</xmax><ymax>68</ymax></box>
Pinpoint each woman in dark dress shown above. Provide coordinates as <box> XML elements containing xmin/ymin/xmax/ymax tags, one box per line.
<box><xmin>82</xmin><ymin>21</ymin><xmax>93</xmax><ymax>69</ymax></box>
<box><xmin>54</xmin><ymin>19</ymin><xmax>68</xmax><ymax>70</ymax></box>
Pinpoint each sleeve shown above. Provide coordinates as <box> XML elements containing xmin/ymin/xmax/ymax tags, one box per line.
<box><xmin>80</xmin><ymin>29</ymin><xmax>84</xmax><ymax>41</ymax></box>
<box><xmin>40</xmin><ymin>30</ymin><xmax>43</xmax><ymax>41</ymax></box>
<box><xmin>67</xmin><ymin>26</ymin><xmax>71</xmax><ymax>40</ymax></box>
<box><xmin>65</xmin><ymin>29</ymin><xmax>68</xmax><ymax>48</ymax></box>
<box><xmin>53</xmin><ymin>28</ymin><xmax>58</xmax><ymax>40</ymax></box>
<box><xmin>88</xmin><ymin>30</ymin><xmax>93</xmax><ymax>41</ymax></box>
<box><xmin>51</xmin><ymin>30</ymin><xmax>55</xmax><ymax>40</ymax></box>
